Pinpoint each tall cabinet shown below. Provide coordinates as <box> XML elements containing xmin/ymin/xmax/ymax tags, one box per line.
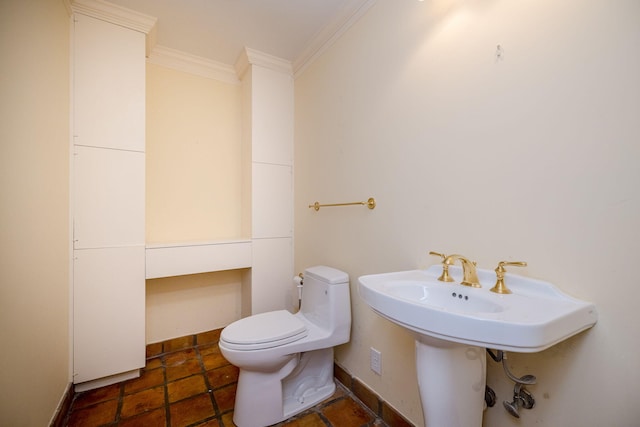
<box><xmin>236</xmin><ymin>49</ymin><xmax>295</xmax><ymax>316</ymax></box>
<box><xmin>71</xmin><ymin>6</ymin><xmax>154</xmax><ymax>390</ymax></box>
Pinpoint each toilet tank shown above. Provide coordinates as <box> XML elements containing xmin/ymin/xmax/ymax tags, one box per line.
<box><xmin>301</xmin><ymin>266</ymin><xmax>351</xmax><ymax>341</ymax></box>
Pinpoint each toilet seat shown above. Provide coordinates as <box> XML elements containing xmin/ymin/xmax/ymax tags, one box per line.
<box><xmin>221</xmin><ymin>310</ymin><xmax>308</xmax><ymax>350</ymax></box>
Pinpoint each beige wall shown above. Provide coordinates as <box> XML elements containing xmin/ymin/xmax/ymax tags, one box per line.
<box><xmin>294</xmin><ymin>1</ymin><xmax>640</xmax><ymax>426</ymax></box>
<box><xmin>0</xmin><ymin>0</ymin><xmax>70</xmax><ymax>425</ymax></box>
<box><xmin>146</xmin><ymin>270</ymin><xmax>243</xmax><ymax>343</ymax></box>
<box><xmin>146</xmin><ymin>62</ymin><xmax>243</xmax><ymax>244</ymax></box>
<box><xmin>145</xmin><ymin>63</ymin><xmax>245</xmax><ymax>342</ymax></box>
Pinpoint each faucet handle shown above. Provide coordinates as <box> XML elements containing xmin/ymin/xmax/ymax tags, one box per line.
<box><xmin>429</xmin><ymin>251</ymin><xmax>455</xmax><ymax>282</ymax></box>
<box><xmin>490</xmin><ymin>261</ymin><xmax>527</xmax><ymax>294</ymax></box>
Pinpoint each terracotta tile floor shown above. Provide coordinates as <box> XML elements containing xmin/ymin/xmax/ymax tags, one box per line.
<box><xmin>63</xmin><ymin>329</ymin><xmax>387</xmax><ymax>427</ymax></box>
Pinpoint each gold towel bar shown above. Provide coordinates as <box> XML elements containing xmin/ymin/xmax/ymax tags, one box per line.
<box><xmin>309</xmin><ymin>197</ymin><xmax>376</xmax><ymax>211</ymax></box>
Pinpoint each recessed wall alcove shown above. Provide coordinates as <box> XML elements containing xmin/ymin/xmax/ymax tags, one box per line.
<box><xmin>144</xmin><ymin>44</ymin><xmax>294</xmax><ymax>343</ymax></box>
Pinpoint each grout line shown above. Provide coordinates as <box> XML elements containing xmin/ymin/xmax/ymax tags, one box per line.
<box><xmin>336</xmin><ymin>382</ymin><xmax>388</xmax><ymax>427</ymax></box>
<box><xmin>197</xmin><ymin>342</ymin><xmax>223</xmax><ymax>418</ymax></box>
<box><xmin>114</xmin><ymin>383</ymin><xmax>125</xmax><ymax>424</ymax></box>
<box><xmin>162</xmin><ymin>358</ymin><xmax>172</xmax><ymax>427</ymax></box>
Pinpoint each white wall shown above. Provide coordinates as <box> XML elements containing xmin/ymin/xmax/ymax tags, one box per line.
<box><xmin>0</xmin><ymin>0</ymin><xmax>70</xmax><ymax>424</ymax></box>
<box><xmin>294</xmin><ymin>1</ymin><xmax>640</xmax><ymax>426</ymax></box>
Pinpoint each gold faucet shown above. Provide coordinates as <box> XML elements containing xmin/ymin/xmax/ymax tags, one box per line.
<box><xmin>443</xmin><ymin>254</ymin><xmax>481</xmax><ymax>288</ymax></box>
<box><xmin>429</xmin><ymin>251</ymin><xmax>454</xmax><ymax>282</ymax></box>
<box><xmin>490</xmin><ymin>261</ymin><xmax>527</xmax><ymax>294</ymax></box>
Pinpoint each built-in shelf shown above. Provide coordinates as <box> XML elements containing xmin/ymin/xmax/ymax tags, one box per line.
<box><xmin>145</xmin><ymin>239</ymin><xmax>252</xmax><ymax>279</ymax></box>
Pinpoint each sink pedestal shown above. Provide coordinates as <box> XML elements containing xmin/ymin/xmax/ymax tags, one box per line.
<box><xmin>415</xmin><ymin>335</ymin><xmax>486</xmax><ymax>427</ymax></box>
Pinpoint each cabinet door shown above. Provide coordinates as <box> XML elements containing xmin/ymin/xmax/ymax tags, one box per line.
<box><xmin>74</xmin><ymin>145</ymin><xmax>144</xmax><ymax>249</ymax></box>
<box><xmin>252</xmin><ymin>163</ymin><xmax>292</xmax><ymax>239</ymax></box>
<box><xmin>73</xmin><ymin>246</ymin><xmax>145</xmax><ymax>384</ymax></box>
<box><xmin>251</xmin><ymin>238</ymin><xmax>293</xmax><ymax>314</ymax></box>
<box><xmin>73</xmin><ymin>14</ymin><xmax>145</xmax><ymax>151</ymax></box>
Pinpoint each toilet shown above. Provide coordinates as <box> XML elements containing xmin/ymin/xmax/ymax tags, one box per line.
<box><xmin>219</xmin><ymin>265</ymin><xmax>351</xmax><ymax>427</ymax></box>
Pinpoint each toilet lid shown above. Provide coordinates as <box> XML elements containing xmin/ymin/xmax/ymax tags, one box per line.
<box><xmin>221</xmin><ymin>310</ymin><xmax>307</xmax><ymax>350</ymax></box>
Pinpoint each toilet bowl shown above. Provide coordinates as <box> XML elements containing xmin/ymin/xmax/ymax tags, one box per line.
<box><xmin>219</xmin><ymin>266</ymin><xmax>351</xmax><ymax>427</ymax></box>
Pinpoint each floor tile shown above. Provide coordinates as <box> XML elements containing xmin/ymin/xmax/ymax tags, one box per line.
<box><xmin>124</xmin><ymin>367</ymin><xmax>165</xmax><ymax>394</ymax></box>
<box><xmin>67</xmin><ymin>399</ymin><xmax>118</xmax><ymax>426</ymax></box>
<box><xmin>120</xmin><ymin>386</ymin><xmax>166</xmax><ymax>418</ymax></box>
<box><xmin>221</xmin><ymin>412</ymin><xmax>235</xmax><ymax>426</ymax></box>
<box><xmin>146</xmin><ymin>342</ymin><xmax>163</xmax><ymax>358</ymax></box>
<box><xmin>280</xmin><ymin>412</ymin><xmax>328</xmax><ymax>427</ymax></box>
<box><xmin>119</xmin><ymin>407</ymin><xmax>167</xmax><ymax>427</ymax></box>
<box><xmin>164</xmin><ymin>335</ymin><xmax>193</xmax><ymax>353</ymax></box>
<box><xmin>169</xmin><ymin>393</ymin><xmax>216</xmax><ymax>427</ymax></box>
<box><xmin>71</xmin><ymin>383</ymin><xmax>120</xmax><ymax>409</ymax></box>
<box><xmin>167</xmin><ymin>374</ymin><xmax>208</xmax><ymax>403</ymax></box>
<box><xmin>206</xmin><ymin>364</ymin><xmax>239</xmax><ymax>388</ymax></box>
<box><xmin>166</xmin><ymin>357</ymin><xmax>203</xmax><ymax>382</ymax></box>
<box><xmin>324</xmin><ymin>386</ymin><xmax>346</xmax><ymax>402</ymax></box>
<box><xmin>321</xmin><ymin>397</ymin><xmax>375</xmax><ymax>427</ymax></box>
<box><xmin>196</xmin><ymin>329</ymin><xmax>221</xmax><ymax>345</ymax></box>
<box><xmin>195</xmin><ymin>419</ymin><xmax>221</xmax><ymax>427</ymax></box>
<box><xmin>164</xmin><ymin>348</ymin><xmax>198</xmax><ymax>365</ymax></box>
<box><xmin>212</xmin><ymin>383</ymin><xmax>236</xmax><ymax>413</ymax></box>
<box><xmin>197</xmin><ymin>343</ymin><xmax>219</xmax><ymax>356</ymax></box>
<box><xmin>64</xmin><ymin>328</ymin><xmax>398</xmax><ymax>427</ymax></box>
<box><xmin>202</xmin><ymin>348</ymin><xmax>228</xmax><ymax>371</ymax></box>
<box><xmin>145</xmin><ymin>356</ymin><xmax>163</xmax><ymax>370</ymax></box>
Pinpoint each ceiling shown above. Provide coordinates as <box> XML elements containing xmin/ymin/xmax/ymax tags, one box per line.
<box><xmin>107</xmin><ymin>0</ymin><xmax>372</xmax><ymax>67</ymax></box>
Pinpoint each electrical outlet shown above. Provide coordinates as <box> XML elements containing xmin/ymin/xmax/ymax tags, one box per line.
<box><xmin>370</xmin><ymin>347</ymin><xmax>382</xmax><ymax>375</ymax></box>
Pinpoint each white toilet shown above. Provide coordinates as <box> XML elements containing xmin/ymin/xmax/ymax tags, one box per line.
<box><xmin>219</xmin><ymin>265</ymin><xmax>351</xmax><ymax>427</ymax></box>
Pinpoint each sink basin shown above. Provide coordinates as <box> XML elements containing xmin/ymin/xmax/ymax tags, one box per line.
<box><xmin>384</xmin><ymin>280</ymin><xmax>504</xmax><ymax>314</ymax></box>
<box><xmin>358</xmin><ymin>265</ymin><xmax>597</xmax><ymax>352</ymax></box>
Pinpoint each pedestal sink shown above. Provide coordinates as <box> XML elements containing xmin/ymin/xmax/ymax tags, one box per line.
<box><xmin>358</xmin><ymin>265</ymin><xmax>597</xmax><ymax>427</ymax></box>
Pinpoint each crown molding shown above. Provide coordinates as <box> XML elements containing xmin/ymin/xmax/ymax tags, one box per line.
<box><xmin>69</xmin><ymin>0</ymin><xmax>158</xmax><ymax>55</ymax></box>
<box><xmin>293</xmin><ymin>0</ymin><xmax>377</xmax><ymax>78</ymax></box>
<box><xmin>62</xmin><ymin>0</ymin><xmax>73</xmax><ymax>17</ymax></box>
<box><xmin>235</xmin><ymin>47</ymin><xmax>293</xmax><ymax>80</ymax></box>
<box><xmin>147</xmin><ymin>45</ymin><xmax>240</xmax><ymax>85</ymax></box>
<box><xmin>69</xmin><ymin>0</ymin><xmax>157</xmax><ymax>33</ymax></box>
<box><xmin>66</xmin><ymin>0</ymin><xmax>374</xmax><ymax>80</ymax></box>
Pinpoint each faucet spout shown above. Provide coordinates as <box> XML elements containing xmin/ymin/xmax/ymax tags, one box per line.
<box><xmin>444</xmin><ymin>254</ymin><xmax>481</xmax><ymax>288</ymax></box>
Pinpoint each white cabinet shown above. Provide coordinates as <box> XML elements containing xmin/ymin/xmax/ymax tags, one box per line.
<box><xmin>73</xmin><ymin>14</ymin><xmax>145</xmax><ymax>151</ymax></box>
<box><xmin>73</xmin><ymin>247</ymin><xmax>145</xmax><ymax>384</ymax></box>
<box><xmin>237</xmin><ymin>51</ymin><xmax>295</xmax><ymax>315</ymax></box>
<box><xmin>72</xmin><ymin>12</ymin><xmax>147</xmax><ymax>388</ymax></box>
<box><xmin>252</xmin><ymin>163</ymin><xmax>292</xmax><ymax>239</ymax></box>
<box><xmin>73</xmin><ymin>146</ymin><xmax>145</xmax><ymax>249</ymax></box>
<box><xmin>251</xmin><ymin>238</ymin><xmax>293</xmax><ymax>313</ymax></box>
